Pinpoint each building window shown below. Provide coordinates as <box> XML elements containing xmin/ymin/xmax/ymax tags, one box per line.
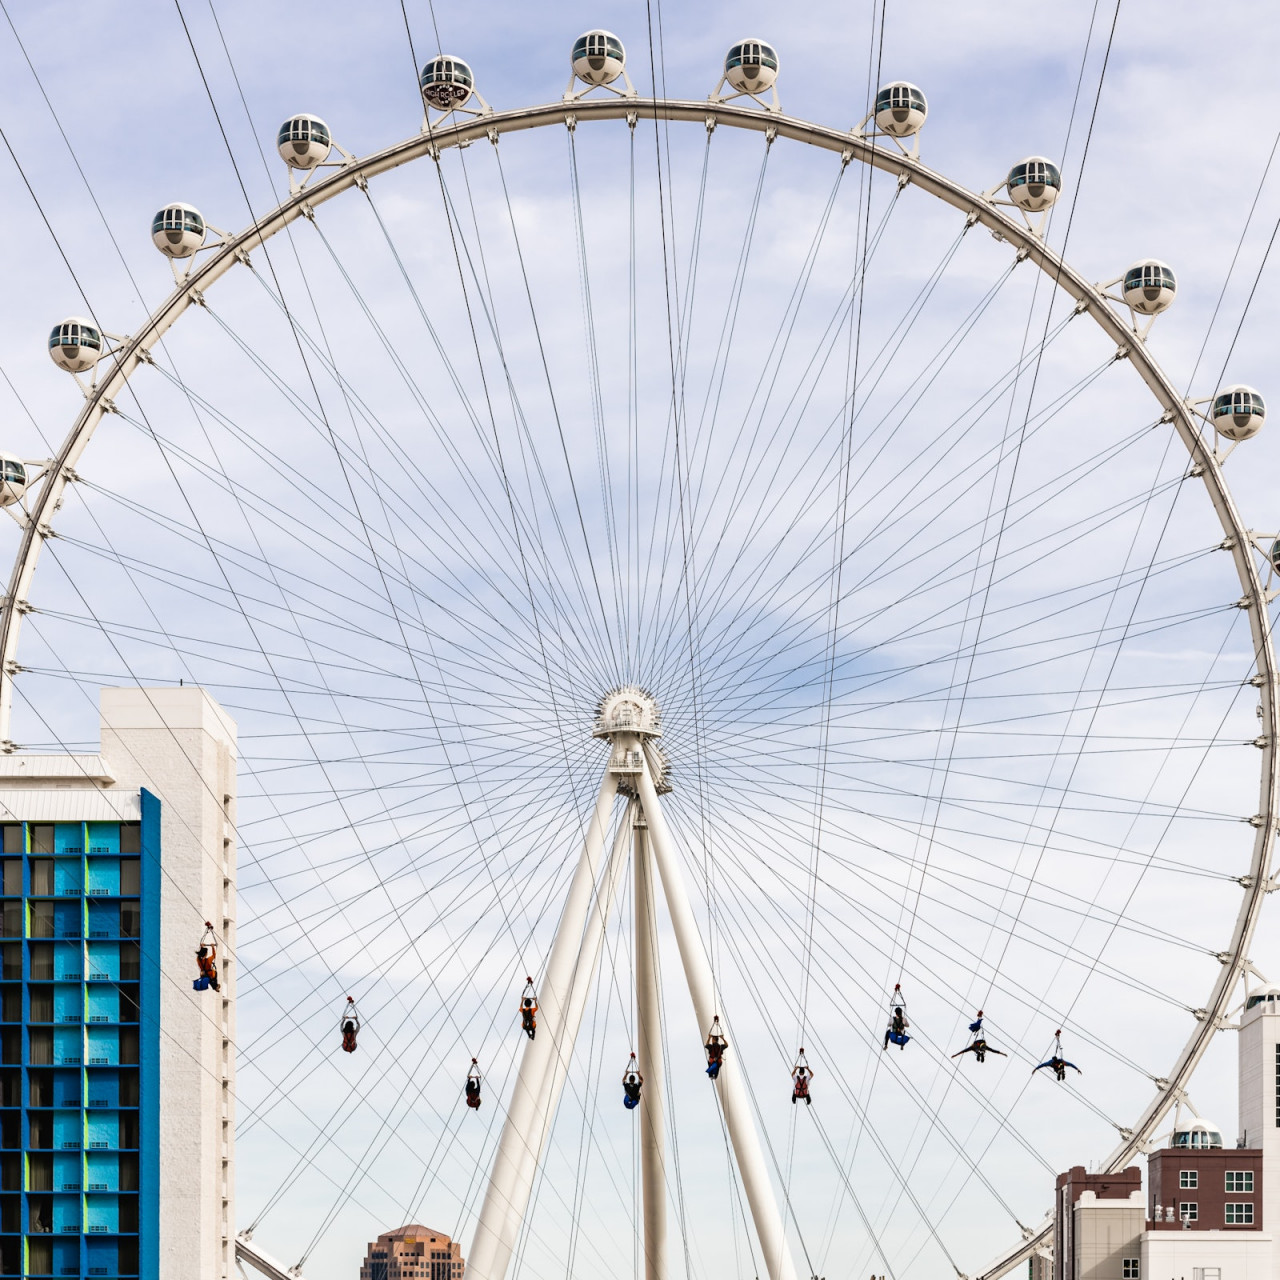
<box><xmin>1225</xmin><ymin>1171</ymin><xmax>1254</xmax><ymax>1193</ymax></box>
<box><xmin>1180</xmin><ymin>1202</ymin><xmax>1198</xmax><ymax>1222</ymax></box>
<box><xmin>1123</xmin><ymin>1261</ymin><xmax>1139</xmax><ymax>1279</ymax></box>
<box><xmin>1179</xmin><ymin>1171</ymin><xmax>1198</xmax><ymax>1189</ymax></box>
<box><xmin>1275</xmin><ymin>1044</ymin><xmax>1280</xmax><ymax>1126</ymax></box>
<box><xmin>1225</xmin><ymin>1203</ymin><xmax>1254</xmax><ymax>1225</ymax></box>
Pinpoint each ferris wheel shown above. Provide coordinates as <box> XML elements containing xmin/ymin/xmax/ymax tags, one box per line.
<box><xmin>6</xmin><ymin>24</ymin><xmax>1279</xmax><ymax>1280</ymax></box>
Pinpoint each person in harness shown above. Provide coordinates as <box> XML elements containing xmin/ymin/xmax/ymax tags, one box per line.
<box><xmin>1033</xmin><ymin>1031</ymin><xmax>1081</xmax><ymax>1082</ymax></box>
<box><xmin>883</xmin><ymin>985</ymin><xmax>909</xmax><ymax>1049</ymax></box>
<box><xmin>952</xmin><ymin>1010</ymin><xmax>1007</xmax><ymax>1064</ymax></box>
<box><xmin>519</xmin><ymin>979</ymin><xmax>538</xmax><ymax>1041</ymax></box>
<box><xmin>791</xmin><ymin>1049</ymin><xmax>813</xmax><ymax>1105</ymax></box>
<box><xmin>340</xmin><ymin>996</ymin><xmax>360</xmax><ymax>1054</ymax></box>
<box><xmin>465</xmin><ymin>1059</ymin><xmax>482</xmax><ymax>1109</ymax></box>
<box><xmin>622</xmin><ymin>1054</ymin><xmax>643</xmax><ymax>1110</ymax></box>
<box><xmin>705</xmin><ymin>1017</ymin><xmax>727</xmax><ymax>1080</ymax></box>
<box><xmin>193</xmin><ymin>922</ymin><xmax>219</xmax><ymax>993</ymax></box>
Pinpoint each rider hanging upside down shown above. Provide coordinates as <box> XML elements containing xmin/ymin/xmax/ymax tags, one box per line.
<box><xmin>192</xmin><ymin>922</ymin><xmax>219</xmax><ymax>993</ymax></box>
<box><xmin>705</xmin><ymin>1017</ymin><xmax>727</xmax><ymax>1080</ymax></box>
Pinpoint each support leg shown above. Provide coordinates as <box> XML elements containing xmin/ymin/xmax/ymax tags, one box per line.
<box><xmin>635</xmin><ymin>813</ymin><xmax>667</xmax><ymax>1280</ymax></box>
<box><xmin>522</xmin><ymin>798</ymin><xmax>636</xmax><ymax>1200</ymax></box>
<box><xmin>466</xmin><ymin>770</ymin><xmax>619</xmax><ymax>1280</ymax></box>
<box><xmin>635</xmin><ymin>761</ymin><xmax>799</xmax><ymax>1280</ymax></box>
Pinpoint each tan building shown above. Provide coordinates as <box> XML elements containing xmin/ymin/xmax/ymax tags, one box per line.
<box><xmin>359</xmin><ymin>1225</ymin><xmax>465</xmax><ymax>1280</ymax></box>
<box><xmin>1055</xmin><ymin>1166</ymin><xmax>1145</xmax><ymax>1280</ymax></box>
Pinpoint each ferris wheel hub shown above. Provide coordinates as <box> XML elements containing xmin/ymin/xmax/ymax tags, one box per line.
<box><xmin>594</xmin><ymin>686</ymin><xmax>668</xmax><ymax>794</ymax></box>
<box><xmin>593</xmin><ymin>685</ymin><xmax>662</xmax><ymax>740</ymax></box>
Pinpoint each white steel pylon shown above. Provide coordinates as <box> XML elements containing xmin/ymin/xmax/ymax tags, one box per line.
<box><xmin>465</xmin><ymin>687</ymin><xmax>799</xmax><ymax>1280</ymax></box>
<box><xmin>634</xmin><ymin>808</ymin><xmax>667</xmax><ymax>1280</ymax></box>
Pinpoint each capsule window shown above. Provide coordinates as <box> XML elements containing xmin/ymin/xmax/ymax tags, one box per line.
<box><xmin>152</xmin><ymin>207</ymin><xmax>204</xmax><ymax>237</ymax></box>
<box><xmin>0</xmin><ymin>462</ymin><xmax>23</xmax><ymax>486</ymax></box>
<box><xmin>278</xmin><ymin>118</ymin><xmax>330</xmax><ymax>148</ymax></box>
<box><xmin>574</xmin><ymin>33</ymin><xmax>620</xmax><ymax>60</ymax></box>
<box><xmin>423</xmin><ymin>59</ymin><xmax>471</xmax><ymax>88</ymax></box>
<box><xmin>876</xmin><ymin>85</ymin><xmax>924</xmax><ymax>113</ymax></box>
<box><xmin>1010</xmin><ymin>160</ymin><xmax>1060</xmax><ymax>189</ymax></box>
<box><xmin>1214</xmin><ymin>390</ymin><xmax>1264</xmax><ymax>419</ymax></box>
<box><xmin>48</xmin><ymin>323</ymin><xmax>101</xmax><ymax>351</ymax></box>
<box><xmin>1128</xmin><ymin>263</ymin><xmax>1172</xmax><ymax>292</ymax></box>
<box><xmin>727</xmin><ymin>42</ymin><xmax>777</xmax><ymax>71</ymax></box>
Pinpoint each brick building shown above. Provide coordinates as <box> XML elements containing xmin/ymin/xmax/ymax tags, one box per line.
<box><xmin>1148</xmin><ymin>1136</ymin><xmax>1263</xmax><ymax>1232</ymax></box>
<box><xmin>359</xmin><ymin>1225</ymin><xmax>465</xmax><ymax>1280</ymax></box>
<box><xmin>1056</xmin><ymin>984</ymin><xmax>1280</xmax><ymax>1280</ymax></box>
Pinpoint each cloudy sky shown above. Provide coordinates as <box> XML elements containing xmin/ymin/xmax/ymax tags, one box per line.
<box><xmin>3</xmin><ymin>3</ymin><xmax>1280</xmax><ymax>1280</ymax></box>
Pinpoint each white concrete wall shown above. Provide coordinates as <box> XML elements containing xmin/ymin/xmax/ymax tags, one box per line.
<box><xmin>100</xmin><ymin>687</ymin><xmax>237</xmax><ymax>1280</ymax></box>
<box><xmin>1238</xmin><ymin>996</ymin><xmax>1280</xmax><ymax>1280</ymax></box>
<box><xmin>1142</xmin><ymin>1230</ymin><xmax>1274</xmax><ymax>1280</ymax></box>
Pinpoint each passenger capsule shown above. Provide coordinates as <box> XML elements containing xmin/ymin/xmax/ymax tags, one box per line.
<box><xmin>1211</xmin><ymin>384</ymin><xmax>1266</xmax><ymax>441</ymax></box>
<box><xmin>1007</xmin><ymin>157</ymin><xmax>1061</xmax><ymax>212</ymax></box>
<box><xmin>572</xmin><ymin>30</ymin><xmax>626</xmax><ymax>87</ymax></box>
<box><xmin>1248</xmin><ymin>983</ymin><xmax>1280</xmax><ymax>1009</ymax></box>
<box><xmin>874</xmin><ymin>81</ymin><xmax>927</xmax><ymax>138</ymax></box>
<box><xmin>1122</xmin><ymin>259</ymin><xmax>1177</xmax><ymax>316</ymax></box>
<box><xmin>723</xmin><ymin>38</ymin><xmax>779</xmax><ymax>96</ymax></box>
<box><xmin>420</xmin><ymin>55</ymin><xmax>475</xmax><ymax>112</ymax></box>
<box><xmin>1171</xmin><ymin>1118</ymin><xmax>1223</xmax><ymax>1150</ymax></box>
<box><xmin>48</xmin><ymin>317</ymin><xmax>103</xmax><ymax>374</ymax></box>
<box><xmin>150</xmin><ymin>202</ymin><xmax>206</xmax><ymax>259</ymax></box>
<box><xmin>0</xmin><ymin>456</ymin><xmax>28</xmax><ymax>508</ymax></box>
<box><xmin>276</xmin><ymin>114</ymin><xmax>332</xmax><ymax>171</ymax></box>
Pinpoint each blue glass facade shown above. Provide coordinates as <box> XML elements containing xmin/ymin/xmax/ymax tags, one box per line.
<box><xmin>0</xmin><ymin>792</ymin><xmax>160</xmax><ymax>1278</ymax></box>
